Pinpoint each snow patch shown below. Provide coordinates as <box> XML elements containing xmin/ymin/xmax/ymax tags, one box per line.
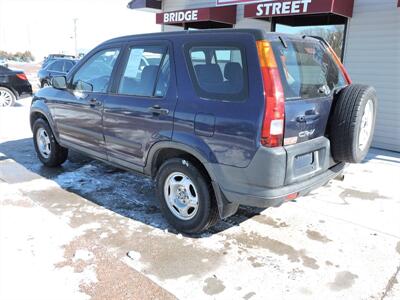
<box><xmin>73</xmin><ymin>249</ymin><xmax>95</xmax><ymax>262</ymax></box>
<box><xmin>127</xmin><ymin>250</ymin><xmax>141</xmax><ymax>261</ymax></box>
<box><xmin>17</xmin><ymin>178</ymin><xmax>59</xmax><ymax>192</ymax></box>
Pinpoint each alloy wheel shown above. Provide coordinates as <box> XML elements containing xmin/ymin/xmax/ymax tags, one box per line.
<box><xmin>36</xmin><ymin>127</ymin><xmax>51</xmax><ymax>159</ymax></box>
<box><xmin>0</xmin><ymin>89</ymin><xmax>13</xmax><ymax>107</ymax></box>
<box><xmin>163</xmin><ymin>172</ymin><xmax>199</xmax><ymax>221</ymax></box>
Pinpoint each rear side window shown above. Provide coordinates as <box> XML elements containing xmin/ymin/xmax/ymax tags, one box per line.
<box><xmin>118</xmin><ymin>45</ymin><xmax>170</xmax><ymax>97</ymax></box>
<box><xmin>185</xmin><ymin>44</ymin><xmax>248</xmax><ymax>101</ymax></box>
<box><xmin>272</xmin><ymin>39</ymin><xmax>346</xmax><ymax>100</ymax></box>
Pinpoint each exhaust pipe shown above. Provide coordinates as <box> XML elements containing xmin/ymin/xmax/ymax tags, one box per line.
<box><xmin>334</xmin><ymin>174</ymin><xmax>345</xmax><ymax>181</ymax></box>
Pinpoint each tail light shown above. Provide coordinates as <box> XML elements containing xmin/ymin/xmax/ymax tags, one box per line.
<box><xmin>256</xmin><ymin>40</ymin><xmax>285</xmax><ymax>147</ymax></box>
<box><xmin>16</xmin><ymin>73</ymin><xmax>28</xmax><ymax>81</ymax></box>
<box><xmin>327</xmin><ymin>46</ymin><xmax>352</xmax><ymax>84</ymax></box>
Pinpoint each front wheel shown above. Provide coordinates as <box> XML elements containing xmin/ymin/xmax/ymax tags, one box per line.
<box><xmin>155</xmin><ymin>158</ymin><xmax>219</xmax><ymax>233</ymax></box>
<box><xmin>33</xmin><ymin>118</ymin><xmax>68</xmax><ymax>167</ymax></box>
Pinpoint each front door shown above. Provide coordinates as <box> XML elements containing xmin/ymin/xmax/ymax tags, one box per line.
<box><xmin>102</xmin><ymin>42</ymin><xmax>176</xmax><ymax>170</ymax></box>
<box><xmin>54</xmin><ymin>48</ymin><xmax>121</xmax><ymax>160</ymax></box>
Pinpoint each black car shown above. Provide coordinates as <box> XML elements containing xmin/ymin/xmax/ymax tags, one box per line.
<box><xmin>0</xmin><ymin>66</ymin><xmax>32</xmax><ymax>107</ymax></box>
<box><xmin>38</xmin><ymin>59</ymin><xmax>77</xmax><ymax>87</ymax></box>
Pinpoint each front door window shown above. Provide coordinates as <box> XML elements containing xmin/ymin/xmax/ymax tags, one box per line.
<box><xmin>71</xmin><ymin>49</ymin><xmax>120</xmax><ymax>93</ymax></box>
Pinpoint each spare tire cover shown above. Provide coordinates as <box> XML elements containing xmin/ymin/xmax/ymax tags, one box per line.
<box><xmin>329</xmin><ymin>84</ymin><xmax>378</xmax><ymax>163</ymax></box>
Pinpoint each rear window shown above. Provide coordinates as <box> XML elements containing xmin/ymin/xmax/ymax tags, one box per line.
<box><xmin>272</xmin><ymin>39</ymin><xmax>347</xmax><ymax>100</ymax></box>
<box><xmin>185</xmin><ymin>44</ymin><xmax>248</xmax><ymax>102</ymax></box>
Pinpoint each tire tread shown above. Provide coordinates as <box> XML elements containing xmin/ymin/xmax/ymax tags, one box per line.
<box><xmin>33</xmin><ymin>118</ymin><xmax>68</xmax><ymax>167</ymax></box>
<box><xmin>330</xmin><ymin>84</ymin><xmax>377</xmax><ymax>163</ymax></box>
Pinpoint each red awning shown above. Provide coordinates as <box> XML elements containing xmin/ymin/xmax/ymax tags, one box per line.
<box><xmin>245</xmin><ymin>0</ymin><xmax>354</xmax><ymax>19</ymax></box>
<box><xmin>156</xmin><ymin>6</ymin><xmax>237</xmax><ymax>29</ymax></box>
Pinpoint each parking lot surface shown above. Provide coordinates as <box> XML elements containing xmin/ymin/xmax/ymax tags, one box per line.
<box><xmin>1</xmin><ymin>98</ymin><xmax>399</xmax><ymax>300</ymax></box>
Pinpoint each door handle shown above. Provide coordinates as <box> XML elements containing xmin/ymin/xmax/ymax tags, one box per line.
<box><xmin>148</xmin><ymin>105</ymin><xmax>169</xmax><ymax>115</ymax></box>
<box><xmin>89</xmin><ymin>98</ymin><xmax>101</xmax><ymax>107</ymax></box>
<box><xmin>296</xmin><ymin>114</ymin><xmax>320</xmax><ymax>124</ymax></box>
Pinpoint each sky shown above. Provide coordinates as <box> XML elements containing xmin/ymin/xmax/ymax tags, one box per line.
<box><xmin>0</xmin><ymin>0</ymin><xmax>161</xmax><ymax>61</ymax></box>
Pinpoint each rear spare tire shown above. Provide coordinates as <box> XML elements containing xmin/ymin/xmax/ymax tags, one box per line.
<box><xmin>329</xmin><ymin>84</ymin><xmax>377</xmax><ymax>163</ymax></box>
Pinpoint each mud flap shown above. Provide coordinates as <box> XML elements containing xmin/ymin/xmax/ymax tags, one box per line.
<box><xmin>211</xmin><ymin>181</ymin><xmax>239</xmax><ymax>219</ymax></box>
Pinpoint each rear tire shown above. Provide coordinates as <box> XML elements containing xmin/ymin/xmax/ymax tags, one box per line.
<box><xmin>329</xmin><ymin>84</ymin><xmax>377</xmax><ymax>163</ymax></box>
<box><xmin>155</xmin><ymin>158</ymin><xmax>219</xmax><ymax>234</ymax></box>
<box><xmin>0</xmin><ymin>87</ymin><xmax>16</xmax><ymax>107</ymax></box>
<box><xmin>33</xmin><ymin>118</ymin><xmax>68</xmax><ymax>167</ymax></box>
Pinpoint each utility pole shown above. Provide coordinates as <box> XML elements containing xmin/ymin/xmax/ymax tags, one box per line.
<box><xmin>73</xmin><ymin>18</ymin><xmax>78</xmax><ymax>57</ymax></box>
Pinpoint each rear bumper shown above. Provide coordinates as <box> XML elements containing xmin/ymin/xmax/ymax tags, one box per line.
<box><xmin>221</xmin><ymin>162</ymin><xmax>344</xmax><ymax>208</ymax></box>
<box><xmin>210</xmin><ymin>137</ymin><xmax>344</xmax><ymax>208</ymax></box>
<box><xmin>15</xmin><ymin>83</ymin><xmax>32</xmax><ymax>99</ymax></box>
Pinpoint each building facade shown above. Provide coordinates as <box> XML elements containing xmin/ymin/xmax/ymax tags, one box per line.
<box><xmin>128</xmin><ymin>0</ymin><xmax>400</xmax><ymax>152</ymax></box>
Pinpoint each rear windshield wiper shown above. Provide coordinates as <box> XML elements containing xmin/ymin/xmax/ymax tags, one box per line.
<box><xmin>303</xmin><ymin>35</ymin><xmax>330</xmax><ymax>47</ymax></box>
<box><xmin>279</xmin><ymin>36</ymin><xmax>288</xmax><ymax>48</ymax></box>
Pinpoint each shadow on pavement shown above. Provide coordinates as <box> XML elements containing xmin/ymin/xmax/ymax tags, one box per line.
<box><xmin>0</xmin><ymin>138</ymin><xmax>265</xmax><ymax>236</ymax></box>
<box><xmin>363</xmin><ymin>148</ymin><xmax>400</xmax><ymax>164</ymax></box>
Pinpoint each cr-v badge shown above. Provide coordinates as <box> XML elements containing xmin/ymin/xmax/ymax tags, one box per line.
<box><xmin>299</xmin><ymin>129</ymin><xmax>316</xmax><ymax>138</ymax></box>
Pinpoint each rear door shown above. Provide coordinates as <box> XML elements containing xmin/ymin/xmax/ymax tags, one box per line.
<box><xmin>102</xmin><ymin>41</ymin><xmax>176</xmax><ymax>170</ymax></box>
<box><xmin>271</xmin><ymin>37</ymin><xmax>348</xmax><ymax>145</ymax></box>
<box><xmin>173</xmin><ymin>33</ymin><xmax>263</xmax><ymax>168</ymax></box>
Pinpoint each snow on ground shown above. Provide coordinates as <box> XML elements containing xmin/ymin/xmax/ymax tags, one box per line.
<box><xmin>0</xmin><ymin>182</ymin><xmax>94</xmax><ymax>300</ymax></box>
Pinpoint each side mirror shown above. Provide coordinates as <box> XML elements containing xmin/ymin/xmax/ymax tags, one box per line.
<box><xmin>51</xmin><ymin>76</ymin><xmax>67</xmax><ymax>89</ymax></box>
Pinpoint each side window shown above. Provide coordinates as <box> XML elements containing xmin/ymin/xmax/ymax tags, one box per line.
<box><xmin>155</xmin><ymin>53</ymin><xmax>170</xmax><ymax>97</ymax></box>
<box><xmin>118</xmin><ymin>45</ymin><xmax>170</xmax><ymax>97</ymax></box>
<box><xmin>72</xmin><ymin>49</ymin><xmax>120</xmax><ymax>93</ymax></box>
<box><xmin>186</xmin><ymin>45</ymin><xmax>247</xmax><ymax>101</ymax></box>
<box><xmin>64</xmin><ymin>61</ymin><xmax>74</xmax><ymax>73</ymax></box>
<box><xmin>48</xmin><ymin>61</ymin><xmax>64</xmax><ymax>72</ymax></box>
<box><xmin>190</xmin><ymin>50</ymin><xmax>206</xmax><ymax>65</ymax></box>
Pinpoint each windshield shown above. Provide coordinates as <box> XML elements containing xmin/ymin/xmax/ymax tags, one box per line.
<box><xmin>272</xmin><ymin>38</ymin><xmax>347</xmax><ymax>101</ymax></box>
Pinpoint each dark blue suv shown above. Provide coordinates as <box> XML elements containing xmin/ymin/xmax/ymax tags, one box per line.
<box><xmin>30</xmin><ymin>29</ymin><xmax>377</xmax><ymax>233</ymax></box>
